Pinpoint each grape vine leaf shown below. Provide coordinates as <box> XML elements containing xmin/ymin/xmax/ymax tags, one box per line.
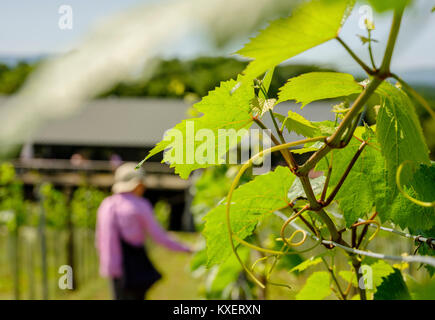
<box><xmin>412</xmin><ymin>225</ymin><xmax>435</xmax><ymax>277</ymax></box>
<box><xmin>317</xmin><ymin>133</ymin><xmax>383</xmax><ymax>226</ymax></box>
<box><xmin>390</xmin><ymin>163</ymin><xmax>435</xmax><ymax>231</ymax></box>
<box><xmin>203</xmin><ymin>166</ymin><xmax>295</xmax><ymax>266</ymax></box>
<box><xmin>288</xmin><ymin>175</ymin><xmax>326</xmax><ymax>201</ymax></box>
<box><xmin>374</xmin><ymin>268</ymin><xmax>411</xmax><ymax>300</ymax></box>
<box><xmin>209</xmin><ymin>247</ymin><xmax>249</xmax><ymax>295</ymax></box>
<box><xmin>139</xmin><ymin>76</ymin><xmax>254</xmax><ymax>179</ymax></box>
<box><xmin>368</xmin><ymin>260</ymin><xmax>395</xmax><ymax>294</ymax></box>
<box><xmin>376</xmin><ymin>82</ymin><xmax>430</xmax><ymax>184</ymax></box>
<box><xmin>258</xmin><ymin>68</ymin><xmax>274</xmax><ymax>100</ymax></box>
<box><xmin>296</xmin><ymin>271</ymin><xmax>331</xmax><ymax>300</ymax></box>
<box><xmin>375</xmin><ymin>82</ymin><xmax>432</xmax><ymax>229</ymax></box>
<box><xmin>274</xmin><ymin>111</ymin><xmax>319</xmax><ymax>138</ymax></box>
<box><xmin>339</xmin><ymin>260</ymin><xmax>395</xmax><ymax>297</ymax></box>
<box><xmin>289</xmin><ymin>256</ymin><xmax>323</xmax><ymax>273</ymax></box>
<box><xmin>277</xmin><ymin>72</ymin><xmax>363</xmax><ymax>108</ymax></box>
<box><xmin>236</xmin><ymin>0</ymin><xmax>354</xmax><ymax>80</ymax></box>
<box><xmin>250</xmin><ymin>97</ymin><xmax>276</xmax><ymax>117</ymax></box>
<box><xmin>190</xmin><ymin>248</ymin><xmax>208</xmax><ymax>272</ymax></box>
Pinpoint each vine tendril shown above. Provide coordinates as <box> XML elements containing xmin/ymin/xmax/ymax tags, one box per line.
<box><xmin>396</xmin><ymin>160</ymin><xmax>435</xmax><ymax>208</ymax></box>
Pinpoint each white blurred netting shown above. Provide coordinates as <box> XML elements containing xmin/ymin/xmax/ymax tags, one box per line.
<box><xmin>0</xmin><ymin>0</ymin><xmax>297</xmax><ymax>155</ymax></box>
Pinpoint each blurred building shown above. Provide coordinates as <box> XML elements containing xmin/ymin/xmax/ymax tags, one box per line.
<box><xmin>1</xmin><ymin>97</ymin><xmax>335</xmax><ymax>231</ymax></box>
<box><xmin>4</xmin><ymin>98</ymin><xmax>193</xmax><ymax>231</ymax></box>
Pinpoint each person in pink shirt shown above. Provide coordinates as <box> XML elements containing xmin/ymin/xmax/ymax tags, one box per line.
<box><xmin>96</xmin><ymin>162</ymin><xmax>191</xmax><ymax>300</ymax></box>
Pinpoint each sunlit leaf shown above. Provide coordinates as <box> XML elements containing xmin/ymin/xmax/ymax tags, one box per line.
<box><xmin>278</xmin><ymin>72</ymin><xmax>362</xmax><ymax>108</ymax></box>
<box><xmin>140</xmin><ymin>76</ymin><xmax>254</xmax><ymax>179</ymax></box>
<box><xmin>237</xmin><ymin>0</ymin><xmax>354</xmax><ymax>80</ymax></box>
<box><xmin>296</xmin><ymin>271</ymin><xmax>331</xmax><ymax>300</ymax></box>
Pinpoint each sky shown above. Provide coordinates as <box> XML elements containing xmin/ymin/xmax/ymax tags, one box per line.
<box><xmin>0</xmin><ymin>0</ymin><xmax>434</xmax><ymax>79</ymax></box>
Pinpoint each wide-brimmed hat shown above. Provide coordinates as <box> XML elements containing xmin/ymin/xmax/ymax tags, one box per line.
<box><xmin>112</xmin><ymin>162</ymin><xmax>146</xmax><ymax>194</ymax></box>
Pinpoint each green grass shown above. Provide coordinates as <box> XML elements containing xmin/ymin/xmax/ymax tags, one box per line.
<box><xmin>1</xmin><ymin>227</ymin><xmax>433</xmax><ymax>300</ymax></box>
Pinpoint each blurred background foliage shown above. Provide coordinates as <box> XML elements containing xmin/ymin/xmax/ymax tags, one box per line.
<box><xmin>1</xmin><ymin>56</ymin><xmax>433</xmax><ymax>156</ymax></box>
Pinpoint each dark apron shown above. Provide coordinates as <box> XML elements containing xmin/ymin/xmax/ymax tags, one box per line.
<box><xmin>119</xmin><ymin>238</ymin><xmax>162</xmax><ymax>290</ymax></box>
<box><xmin>115</xmin><ymin>211</ymin><xmax>162</xmax><ymax>290</ymax></box>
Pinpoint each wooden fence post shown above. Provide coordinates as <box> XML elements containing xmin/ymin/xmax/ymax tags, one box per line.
<box><xmin>37</xmin><ymin>186</ymin><xmax>49</xmax><ymax>300</ymax></box>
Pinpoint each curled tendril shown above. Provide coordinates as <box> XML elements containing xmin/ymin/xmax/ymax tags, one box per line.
<box><xmin>225</xmin><ymin>137</ymin><xmax>326</xmax><ymax>288</ymax></box>
<box><xmin>276</xmin><ymin>229</ymin><xmax>308</xmax><ymax>247</ymax></box>
<box><xmin>396</xmin><ymin>160</ymin><xmax>435</xmax><ymax>208</ymax></box>
<box><xmin>280</xmin><ymin>206</ymin><xmax>309</xmax><ymax>248</ymax></box>
<box><xmin>352</xmin><ymin>219</ymin><xmax>381</xmax><ymax>241</ymax></box>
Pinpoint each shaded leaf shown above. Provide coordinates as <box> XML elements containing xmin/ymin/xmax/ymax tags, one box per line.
<box><xmin>374</xmin><ymin>268</ymin><xmax>411</xmax><ymax>300</ymax></box>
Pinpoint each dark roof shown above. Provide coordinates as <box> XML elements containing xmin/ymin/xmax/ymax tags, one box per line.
<box><xmin>0</xmin><ymin>97</ymin><xmax>335</xmax><ymax>147</ymax></box>
<box><xmin>24</xmin><ymin>98</ymin><xmax>190</xmax><ymax>147</ymax></box>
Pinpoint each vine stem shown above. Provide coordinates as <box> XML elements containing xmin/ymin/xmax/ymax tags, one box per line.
<box><xmin>356</xmin><ymin>211</ymin><xmax>379</xmax><ymax>248</ymax></box>
<box><xmin>268</xmin><ymin>109</ymin><xmax>299</xmax><ymax>168</ymax></box>
<box><xmin>275</xmin><ymin>214</ymin><xmax>435</xmax><ymax>268</ymax></box>
<box><xmin>367</xmin><ymin>29</ymin><xmax>377</xmax><ymax>70</ymax></box>
<box><xmin>254</xmin><ymin>118</ymin><xmax>295</xmax><ymax>169</ymax></box>
<box><xmin>352</xmin><ymin>259</ymin><xmax>367</xmax><ymax>300</ymax></box>
<box><xmin>225</xmin><ymin>137</ymin><xmax>325</xmax><ymax>288</ymax></box>
<box><xmin>336</xmin><ymin>37</ymin><xmax>374</xmax><ymax>76</ymax></box>
<box><xmin>324</xmin><ymin>141</ymin><xmax>367</xmax><ymax>206</ymax></box>
<box><xmin>322</xmin><ymin>257</ymin><xmax>346</xmax><ymax>300</ymax></box>
<box><xmin>380</xmin><ymin>5</ymin><xmax>405</xmax><ymax>75</ymax></box>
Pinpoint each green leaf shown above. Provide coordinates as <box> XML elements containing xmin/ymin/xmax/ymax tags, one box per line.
<box><xmin>274</xmin><ymin>111</ymin><xmax>319</xmax><ymax>138</ymax></box>
<box><xmin>141</xmin><ymin>76</ymin><xmax>254</xmax><ymax>179</ymax></box>
<box><xmin>339</xmin><ymin>270</ymin><xmax>358</xmax><ymax>287</ymax></box>
<box><xmin>375</xmin><ymin>82</ymin><xmax>431</xmax><ymax>228</ymax></box>
<box><xmin>278</xmin><ymin>72</ymin><xmax>363</xmax><ymax>107</ymax></box>
<box><xmin>258</xmin><ymin>68</ymin><xmax>274</xmax><ymax>100</ymax></box>
<box><xmin>190</xmin><ymin>248</ymin><xmax>208</xmax><ymax>272</ymax></box>
<box><xmin>340</xmin><ymin>261</ymin><xmax>396</xmax><ymax>296</ymax></box>
<box><xmin>410</xmin><ymin>278</ymin><xmax>435</xmax><ymax>299</ymax></box>
<box><xmin>412</xmin><ymin>225</ymin><xmax>435</xmax><ymax>277</ymax></box>
<box><xmin>236</xmin><ymin>0</ymin><xmax>354</xmax><ymax>80</ymax></box>
<box><xmin>374</xmin><ymin>268</ymin><xmax>411</xmax><ymax>300</ymax></box>
<box><xmin>250</xmin><ymin>97</ymin><xmax>276</xmax><ymax>117</ymax></box>
<box><xmin>289</xmin><ymin>256</ymin><xmax>323</xmax><ymax>273</ymax></box>
<box><xmin>296</xmin><ymin>271</ymin><xmax>331</xmax><ymax>300</ymax></box>
<box><xmin>390</xmin><ymin>163</ymin><xmax>435</xmax><ymax>231</ymax></box>
<box><xmin>317</xmin><ymin>134</ymin><xmax>383</xmax><ymax>226</ymax></box>
<box><xmin>203</xmin><ymin>166</ymin><xmax>295</xmax><ymax>266</ymax></box>
<box><xmin>376</xmin><ymin>82</ymin><xmax>430</xmax><ymax>185</ymax></box>
<box><xmin>368</xmin><ymin>261</ymin><xmax>395</xmax><ymax>295</ymax></box>
<box><xmin>209</xmin><ymin>247</ymin><xmax>249</xmax><ymax>295</ymax></box>
<box><xmin>288</xmin><ymin>175</ymin><xmax>326</xmax><ymax>201</ymax></box>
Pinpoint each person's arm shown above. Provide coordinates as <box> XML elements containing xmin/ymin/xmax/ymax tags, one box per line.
<box><xmin>139</xmin><ymin>200</ymin><xmax>191</xmax><ymax>252</ymax></box>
